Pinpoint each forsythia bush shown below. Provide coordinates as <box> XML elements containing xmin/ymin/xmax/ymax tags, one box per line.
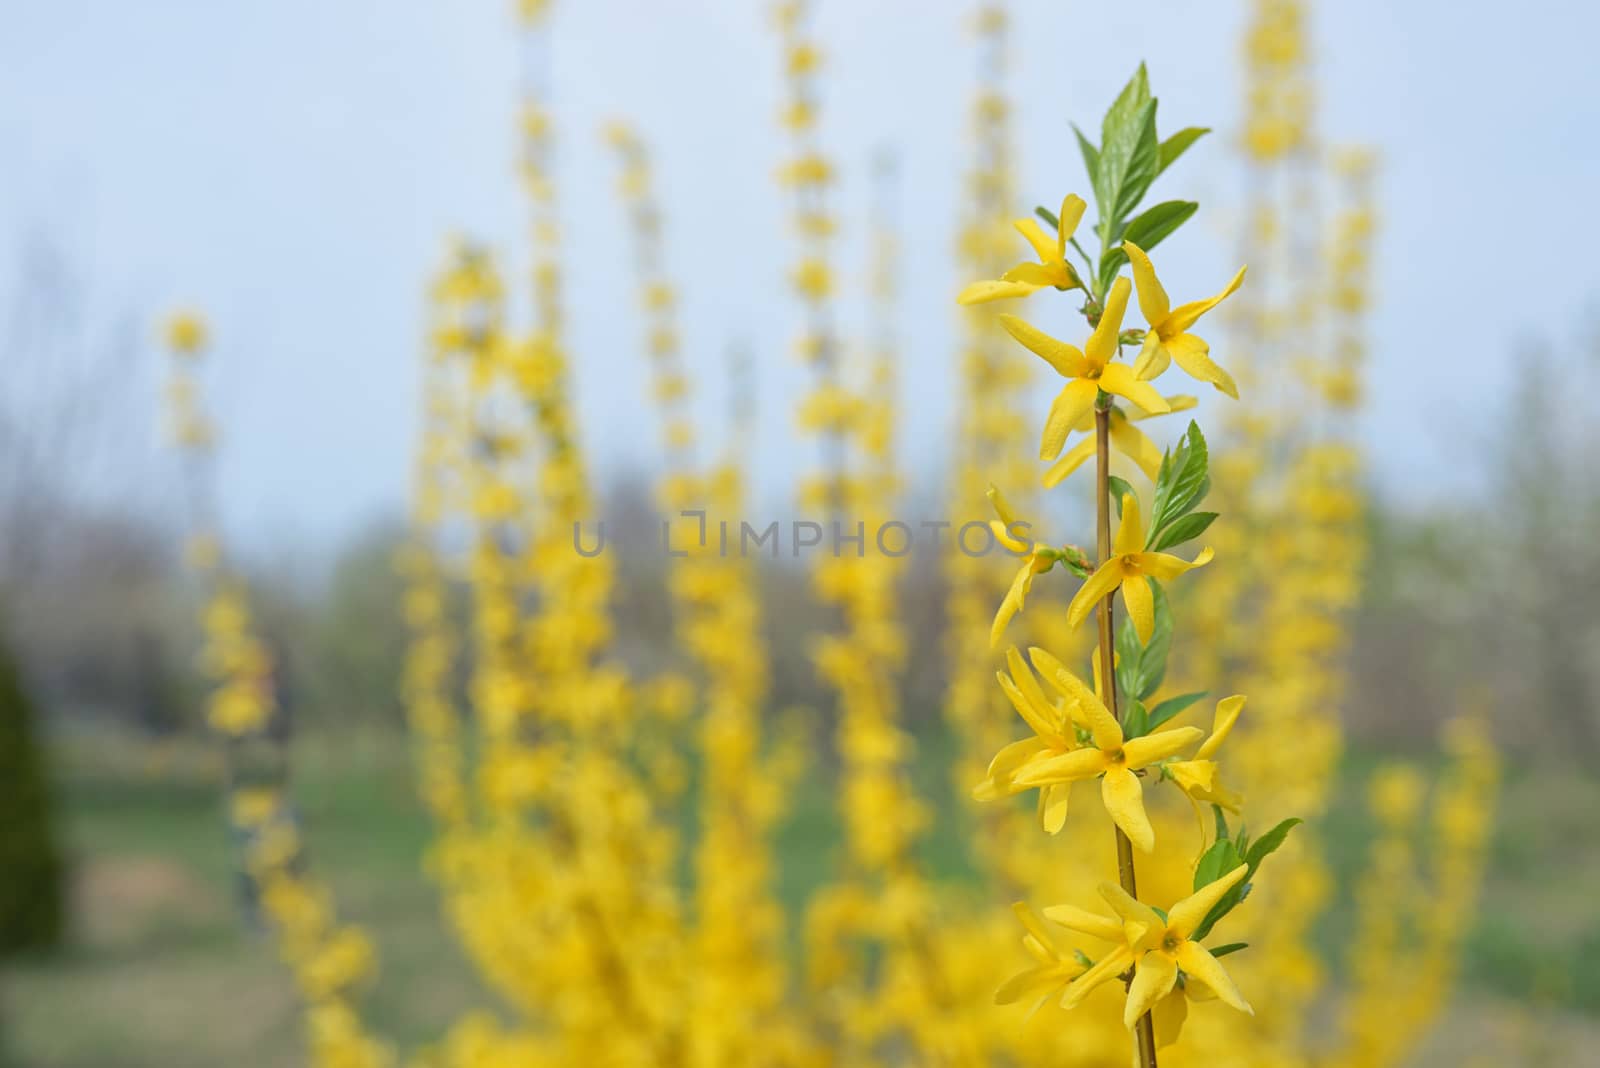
<box><xmin>154</xmin><ymin>2</ymin><xmax>1499</xmax><ymax>1066</ymax></box>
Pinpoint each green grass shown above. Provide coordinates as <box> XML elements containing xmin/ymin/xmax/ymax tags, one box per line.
<box><xmin>4</xmin><ymin>727</ymin><xmax>1598</xmax><ymax>1066</ymax></box>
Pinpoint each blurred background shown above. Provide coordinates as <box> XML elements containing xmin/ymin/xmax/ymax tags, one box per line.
<box><xmin>2</xmin><ymin>1</ymin><xmax>1599</xmax><ymax>1066</ymax></box>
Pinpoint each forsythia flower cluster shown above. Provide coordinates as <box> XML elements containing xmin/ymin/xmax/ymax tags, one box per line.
<box><xmin>162</xmin><ymin>316</ymin><xmax>393</xmax><ymax>1068</ymax></box>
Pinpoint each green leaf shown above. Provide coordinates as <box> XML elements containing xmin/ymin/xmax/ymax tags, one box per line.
<box><xmin>1212</xmin><ymin>804</ymin><xmax>1231</xmax><ymax>843</ymax></box>
<box><xmin>1157</xmin><ymin>127</ymin><xmax>1210</xmax><ymax>175</ymax></box>
<box><xmin>1147</xmin><ymin>510</ymin><xmax>1218</xmax><ymax>553</ymax></box>
<box><xmin>1150</xmin><ymin>421</ymin><xmax>1209</xmax><ymax>535</ymax></box>
<box><xmin>1191</xmin><ymin>855</ymin><xmax>1249</xmax><ymax>942</ymax></box>
<box><xmin>1208</xmin><ymin>942</ymin><xmax>1248</xmax><ymax>958</ymax></box>
<box><xmin>1147</xmin><ymin>691</ymin><xmax>1207</xmax><ymax>731</ymax></box>
<box><xmin>1072</xmin><ymin>124</ymin><xmax>1102</xmax><ymax>211</ymax></box>
<box><xmin>1122</xmin><ymin>698</ymin><xmax>1149</xmax><ymax>739</ymax></box>
<box><xmin>1107</xmin><ymin>476</ymin><xmax>1134</xmax><ymax>517</ymax></box>
<box><xmin>1114</xmin><ymin>614</ymin><xmax>1142</xmax><ymax>702</ymax></box>
<box><xmin>1095</xmin><ymin>66</ymin><xmax>1155</xmax><ymax>243</ymax></box>
<box><xmin>1114</xmin><ymin>580</ymin><xmax>1174</xmax><ymax>702</ymax></box>
<box><xmin>1133</xmin><ymin>581</ymin><xmax>1173</xmax><ymax>699</ymax></box>
<box><xmin>1244</xmin><ymin>818</ymin><xmax>1302</xmax><ymax>877</ymax></box>
<box><xmin>1035</xmin><ymin>205</ymin><xmax>1060</xmax><ymax>232</ymax></box>
<box><xmin>1193</xmin><ymin>838</ymin><xmax>1242</xmax><ymax>893</ymax></box>
<box><xmin>1099</xmin><ymin>65</ymin><xmax>1151</xmax><ymax>166</ymax></box>
<box><xmin>1100</xmin><ymin>200</ymin><xmax>1199</xmax><ymax>284</ymax></box>
<box><xmin>1123</xmin><ymin>199</ymin><xmax>1199</xmax><ymax>255</ymax></box>
<box><xmin>1113</xmin><ymin>103</ymin><xmax>1161</xmax><ymax>221</ymax></box>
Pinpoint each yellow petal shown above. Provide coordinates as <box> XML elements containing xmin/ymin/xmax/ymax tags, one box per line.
<box><xmin>1122</xmin><ymin>574</ymin><xmax>1155</xmax><ymax>644</ymax></box>
<box><xmin>1041</xmin><ymin>435</ymin><xmax>1096</xmax><ymax>488</ymax></box>
<box><xmin>1013</xmin><ymin>746</ymin><xmax>1108</xmax><ymax>787</ymax></box>
<box><xmin>1125</xmin><ymin>952</ymin><xmax>1179</xmax><ymax>1030</ymax></box>
<box><xmin>1041</xmin><ymin>902</ymin><xmax>1123</xmax><ymax>943</ymax></box>
<box><xmin>1098</xmin><ymin>362</ymin><xmax>1172</xmax><ymax>415</ymax></box>
<box><xmin>1168</xmin><ymin>864</ymin><xmax>1249</xmax><ymax>938</ymax></box>
<box><xmin>1097</xmin><ymin>882</ymin><xmax>1165</xmax><ymax>935</ymax></box>
<box><xmin>995</xmin><ymin>965</ymin><xmax>1059</xmax><ymax>1007</ymax></box>
<box><xmin>1066</xmin><ymin>560</ymin><xmax>1124</xmax><ymax>633</ymax></box>
<box><xmin>990</xmin><ymin>518</ymin><xmax>1031</xmax><ymax>554</ymax></box>
<box><xmin>1108</xmin><ymin>417</ymin><xmax>1164</xmax><ymax>481</ymax></box>
<box><xmin>1122</xmin><ymin>240</ymin><xmax>1171</xmax><ymax>326</ymax></box>
<box><xmin>1114</xmin><ymin>492</ymin><xmax>1145</xmax><ymax>556</ymax></box>
<box><xmin>1195</xmin><ymin>695</ymin><xmax>1246</xmax><ymax>760</ymax></box>
<box><xmin>958</xmin><ymin>279</ymin><xmax>1040</xmax><ymax>305</ymax></box>
<box><xmin>1164</xmin><ymin>331</ymin><xmax>1239</xmax><ymax>399</ymax></box>
<box><xmin>1175</xmin><ymin>942</ymin><xmax>1252</xmax><ymax>1015</ymax></box>
<box><xmin>1056</xmin><ymin>193</ymin><xmax>1087</xmax><ymax>260</ymax></box>
<box><xmin>1166</xmin><ymin>759</ymin><xmax>1217</xmax><ymax>796</ymax></box>
<box><xmin>1031</xmin><ymin>650</ymin><xmax>1120</xmax><ymax>749</ymax></box>
<box><xmin>1060</xmin><ymin>946</ymin><xmax>1132</xmax><ymax>1010</ymax></box>
<box><xmin>1166</xmin><ymin>265</ymin><xmax>1246</xmax><ymax>333</ymax></box>
<box><xmin>1125</xmin><ymin>394</ymin><xmax>1197</xmax><ymax>423</ymax></box>
<box><xmin>1122</xmin><ymin>726</ymin><xmax>1204</xmax><ymax>768</ymax></box>
<box><xmin>1135</xmin><ymin>546</ymin><xmax>1215</xmax><ymax>580</ymax></box>
<box><xmin>1040</xmin><ymin>379</ymin><xmax>1099</xmax><ymax>461</ymax></box>
<box><xmin>990</xmin><ymin>561</ymin><xmax>1036</xmax><ymax>648</ymax></box>
<box><xmin>1013</xmin><ymin>900</ymin><xmax>1058</xmax><ymax>952</ymax></box>
<box><xmin>1101</xmin><ymin>766</ymin><xmax>1154</xmax><ymax>852</ymax></box>
<box><xmin>1013</xmin><ymin>217</ymin><xmax>1057</xmax><ymax>265</ymax></box>
<box><xmin>1132</xmin><ymin>331</ymin><xmax>1170</xmax><ymax>381</ymax></box>
<box><xmin>1085</xmin><ymin>276</ymin><xmax>1131</xmax><ymax>370</ymax></box>
<box><xmin>984</xmin><ymin>736</ymin><xmax>1050</xmax><ymax>783</ymax></box>
<box><xmin>999</xmin><ymin>315</ymin><xmax>1090</xmax><ymax>379</ymax></box>
<box><xmin>987</xmin><ymin>482</ymin><xmax>1022</xmax><ymax>527</ymax></box>
<box><xmin>1003</xmin><ymin>261</ymin><xmax>1072</xmax><ymax>287</ymax></box>
<box><xmin>1040</xmin><ymin>782</ymin><xmax>1071</xmax><ymax>834</ymax></box>
<box><xmin>1010</xmin><ymin>648</ymin><xmax>1067</xmax><ymax>731</ymax></box>
<box><xmin>997</xmin><ymin>667</ymin><xmax>1057</xmax><ymax>740</ymax></box>
<box><xmin>1154</xmin><ymin>988</ymin><xmax>1189</xmax><ymax>1048</ymax></box>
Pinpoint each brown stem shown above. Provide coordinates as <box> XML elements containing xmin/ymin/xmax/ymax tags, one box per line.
<box><xmin>1094</xmin><ymin>405</ymin><xmax>1159</xmax><ymax>1068</ymax></box>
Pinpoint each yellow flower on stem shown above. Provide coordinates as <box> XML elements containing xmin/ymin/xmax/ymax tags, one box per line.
<box><xmin>957</xmin><ymin>193</ymin><xmax>1086</xmax><ymax>304</ymax></box>
<box><xmin>973</xmin><ymin>646</ymin><xmax>1094</xmax><ymax>833</ymax></box>
<box><xmin>994</xmin><ymin>902</ymin><xmax>1089</xmax><ymax>1015</ymax></box>
<box><xmin>1065</xmin><ymin>491</ymin><xmax>1213</xmax><ymax>644</ymax></box>
<box><xmin>1041</xmin><ymin>394</ymin><xmax>1198</xmax><ymax>488</ymax></box>
<box><xmin>1166</xmin><ymin>695</ymin><xmax>1246</xmax><ymax>811</ymax></box>
<box><xmin>1011</xmin><ymin>658</ymin><xmax>1202</xmax><ymax>852</ymax></box>
<box><xmin>1123</xmin><ymin>240</ymin><xmax>1247</xmax><ymax>398</ymax></box>
<box><xmin>997</xmin><ymin>277</ymin><xmax>1170</xmax><ymax>462</ymax></box>
<box><xmin>987</xmin><ymin>485</ymin><xmax>1078</xmax><ymax>647</ymax></box>
<box><xmin>1101</xmin><ymin>865</ymin><xmax>1254</xmax><ymax>1029</ymax></box>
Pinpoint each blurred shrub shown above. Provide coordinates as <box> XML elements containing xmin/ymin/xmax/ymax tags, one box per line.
<box><xmin>0</xmin><ymin>625</ymin><xmax>66</xmax><ymax>956</ymax></box>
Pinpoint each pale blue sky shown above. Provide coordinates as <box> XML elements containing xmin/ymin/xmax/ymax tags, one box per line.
<box><xmin>2</xmin><ymin>0</ymin><xmax>1597</xmax><ymax>548</ymax></box>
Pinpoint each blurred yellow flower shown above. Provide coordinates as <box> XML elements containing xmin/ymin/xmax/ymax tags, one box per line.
<box><xmin>164</xmin><ymin>311</ymin><xmax>209</xmax><ymax>355</ymax></box>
